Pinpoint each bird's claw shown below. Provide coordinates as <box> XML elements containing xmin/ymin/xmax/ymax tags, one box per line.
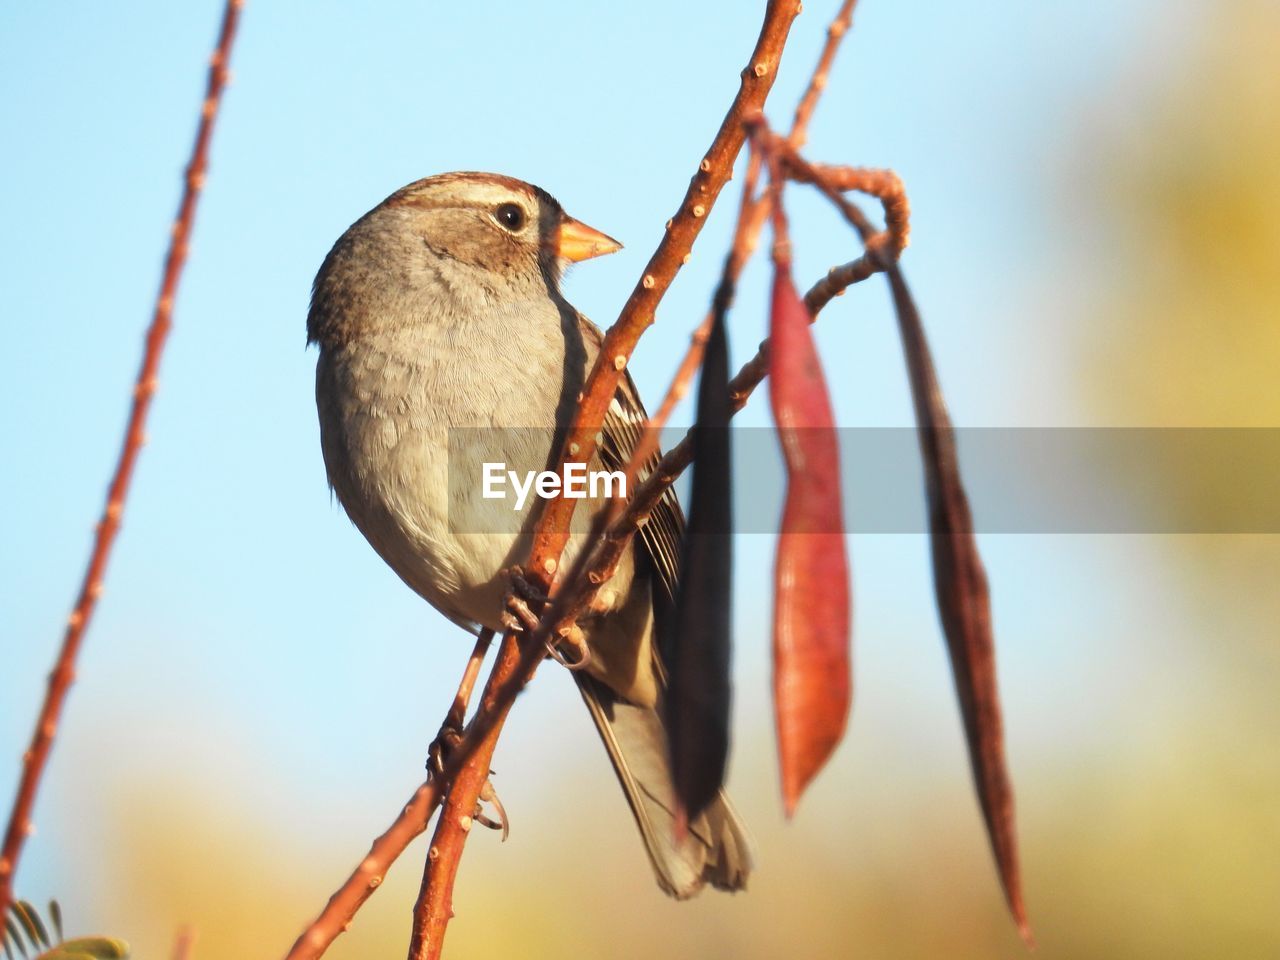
<box><xmin>501</xmin><ymin>566</ymin><xmax>547</xmax><ymax>634</ymax></box>
<box><xmin>475</xmin><ymin>777</ymin><xmax>510</xmax><ymax>841</ymax></box>
<box><xmin>546</xmin><ymin>624</ymin><xmax>593</xmax><ymax>671</ymax></box>
<box><xmin>429</xmin><ymin>733</ymin><xmax>511</xmax><ymax>841</ymax></box>
<box><xmin>502</xmin><ymin>566</ymin><xmax>592</xmax><ymax>670</ymax></box>
<box><xmin>500</xmin><ymin>594</ymin><xmax>542</xmax><ymax>634</ymax></box>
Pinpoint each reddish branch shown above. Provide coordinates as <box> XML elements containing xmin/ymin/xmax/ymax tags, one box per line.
<box><xmin>643</xmin><ymin>0</ymin><xmax>861</xmax><ymax>431</ymax></box>
<box><xmin>283</xmin><ymin>633</ymin><xmax>493</xmax><ymax>960</ymax></box>
<box><xmin>0</xmin><ymin>0</ymin><xmax>244</xmax><ymax>921</ymax></box>
<box><xmin>545</xmin><ymin>157</ymin><xmax>776</xmax><ymax>645</ymax></box>
<box><xmin>789</xmin><ymin>0</ymin><xmax>857</xmax><ymax>148</ymax></box>
<box><xmin>526</xmin><ymin>0</ymin><xmax>801</xmax><ymax>569</ymax></box>
<box><xmin>284</xmin><ymin>780</ymin><xmax>440</xmax><ymax>960</ymax></box>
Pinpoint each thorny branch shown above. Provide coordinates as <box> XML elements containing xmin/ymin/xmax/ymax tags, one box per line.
<box><xmin>283</xmin><ymin>633</ymin><xmax>494</xmax><ymax>960</ymax></box>
<box><xmin>284</xmin><ymin>780</ymin><xmax>440</xmax><ymax>960</ymax></box>
<box><xmin>0</xmin><ymin>0</ymin><xmax>244</xmax><ymax>922</ymax></box>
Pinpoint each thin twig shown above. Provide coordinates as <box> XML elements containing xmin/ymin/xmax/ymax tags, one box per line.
<box><xmin>284</xmin><ymin>632</ymin><xmax>491</xmax><ymax>960</ymax></box>
<box><xmin>443</xmin><ymin>631</ymin><xmax>495</xmax><ymax>738</ymax></box>
<box><xmin>723</xmin><ymin>127</ymin><xmax>911</xmax><ymax>407</ymax></box>
<box><xmin>405</xmin><ymin>5</ymin><xmax>803</xmax><ymax>958</ymax></box>
<box><xmin>789</xmin><ymin>0</ymin><xmax>858</xmax><ymax>148</ymax></box>
<box><xmin>284</xmin><ymin>780</ymin><xmax>440</xmax><ymax>960</ymax></box>
<box><xmin>775</xmin><ymin>150</ymin><xmax>909</xmax><ymax>313</ymax></box>
<box><xmin>631</xmin><ymin>317</ymin><xmax>713</xmax><ymax>472</ymax></box>
<box><xmin>0</xmin><ymin>0</ymin><xmax>244</xmax><ymax>920</ymax></box>
<box><xmin>638</xmin><ymin>0</ymin><xmax>863</xmax><ymax>447</ymax></box>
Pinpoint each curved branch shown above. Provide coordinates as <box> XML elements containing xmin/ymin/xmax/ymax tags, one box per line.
<box><xmin>0</xmin><ymin>0</ymin><xmax>244</xmax><ymax>920</ymax></box>
<box><xmin>284</xmin><ymin>780</ymin><xmax>440</xmax><ymax>960</ymax></box>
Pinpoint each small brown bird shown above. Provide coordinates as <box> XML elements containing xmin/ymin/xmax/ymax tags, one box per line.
<box><xmin>307</xmin><ymin>172</ymin><xmax>751</xmax><ymax>898</ymax></box>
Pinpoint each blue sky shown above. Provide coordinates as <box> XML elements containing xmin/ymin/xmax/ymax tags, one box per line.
<box><xmin>0</xmin><ymin>0</ymin><xmax>1215</xmax><ymax>947</ymax></box>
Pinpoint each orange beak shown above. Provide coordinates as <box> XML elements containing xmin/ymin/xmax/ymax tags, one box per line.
<box><xmin>555</xmin><ymin>216</ymin><xmax>622</xmax><ymax>262</ymax></box>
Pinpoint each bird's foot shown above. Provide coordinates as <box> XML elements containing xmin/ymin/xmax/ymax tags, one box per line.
<box><xmin>506</xmin><ymin>564</ymin><xmax>548</xmax><ymax>604</ymax></box>
<box><xmin>500</xmin><ymin>565</ymin><xmax>547</xmax><ymax>633</ymax></box>
<box><xmin>427</xmin><ymin>727</ymin><xmax>510</xmax><ymax>841</ymax></box>
<box><xmin>426</xmin><ymin>723</ymin><xmax>465</xmax><ymax>778</ymax></box>
<box><xmin>499</xmin><ymin>566</ymin><xmax>593</xmax><ymax>671</ymax></box>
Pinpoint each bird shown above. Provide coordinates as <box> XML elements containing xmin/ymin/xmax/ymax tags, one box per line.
<box><xmin>307</xmin><ymin>171</ymin><xmax>752</xmax><ymax>899</ymax></box>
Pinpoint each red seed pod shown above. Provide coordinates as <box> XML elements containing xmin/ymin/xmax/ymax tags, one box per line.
<box><xmin>768</xmin><ymin>263</ymin><xmax>852</xmax><ymax>817</ymax></box>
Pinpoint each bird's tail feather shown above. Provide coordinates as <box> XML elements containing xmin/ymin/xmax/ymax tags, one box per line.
<box><xmin>574</xmin><ymin>672</ymin><xmax>753</xmax><ymax>899</ymax></box>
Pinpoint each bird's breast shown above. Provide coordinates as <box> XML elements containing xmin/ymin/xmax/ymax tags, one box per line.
<box><xmin>314</xmin><ymin>305</ymin><xmax>588</xmax><ymax>627</ymax></box>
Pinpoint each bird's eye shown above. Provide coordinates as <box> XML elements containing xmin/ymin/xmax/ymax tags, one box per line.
<box><xmin>494</xmin><ymin>202</ymin><xmax>527</xmax><ymax>232</ymax></box>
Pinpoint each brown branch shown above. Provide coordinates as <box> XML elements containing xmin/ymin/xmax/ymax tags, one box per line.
<box><xmin>441</xmin><ymin>631</ymin><xmax>495</xmax><ymax>739</ymax></box>
<box><xmin>404</xmin><ymin>5</ymin><xmax>802</xmax><ymax>958</ymax></box>
<box><xmin>284</xmin><ymin>632</ymin><xmax>492</xmax><ymax>960</ymax></box>
<box><xmin>721</xmin><ymin>123</ymin><xmax>910</xmax><ymax>326</ymax></box>
<box><xmin>631</xmin><ymin>318</ymin><xmax>713</xmax><ymax>472</ymax></box>
<box><xmin>788</xmin><ymin>0</ymin><xmax>858</xmax><ymax>149</ymax></box>
<box><xmin>785</xmin><ymin>159</ymin><xmax>909</xmax><ymax>313</ymax></box>
<box><xmin>721</xmin><ymin>131</ymin><xmax>910</xmax><ymax>409</ymax></box>
<box><xmin>0</xmin><ymin>0</ymin><xmax>244</xmax><ymax>920</ymax></box>
<box><xmin>284</xmin><ymin>779</ymin><xmax>440</xmax><ymax>960</ymax></box>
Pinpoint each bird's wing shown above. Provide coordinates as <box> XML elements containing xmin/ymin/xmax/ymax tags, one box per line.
<box><xmin>577</xmin><ymin>316</ymin><xmax>685</xmax><ymax>607</ymax></box>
